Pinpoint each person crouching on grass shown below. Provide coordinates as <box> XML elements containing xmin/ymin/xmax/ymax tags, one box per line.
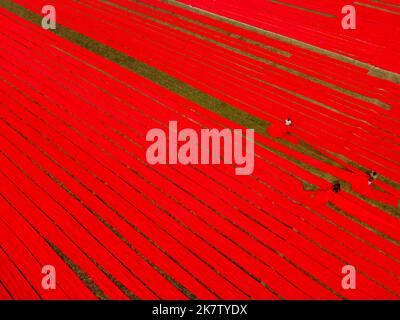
<box><xmin>332</xmin><ymin>181</ymin><xmax>341</xmax><ymax>193</ymax></box>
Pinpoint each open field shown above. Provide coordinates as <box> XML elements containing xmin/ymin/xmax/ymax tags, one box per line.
<box><xmin>0</xmin><ymin>0</ymin><xmax>399</xmax><ymax>299</ymax></box>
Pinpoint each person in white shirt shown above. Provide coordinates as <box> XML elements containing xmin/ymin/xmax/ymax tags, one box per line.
<box><xmin>284</xmin><ymin>117</ymin><xmax>292</xmax><ymax>127</ymax></box>
<box><xmin>368</xmin><ymin>171</ymin><xmax>378</xmax><ymax>186</ymax></box>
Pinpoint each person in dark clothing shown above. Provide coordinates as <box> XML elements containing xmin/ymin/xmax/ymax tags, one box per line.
<box><xmin>332</xmin><ymin>181</ymin><xmax>341</xmax><ymax>193</ymax></box>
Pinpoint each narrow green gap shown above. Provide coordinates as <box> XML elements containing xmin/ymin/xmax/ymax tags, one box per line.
<box><xmin>354</xmin><ymin>1</ymin><xmax>400</xmax><ymax>15</ymax></box>
<box><xmin>45</xmin><ymin>239</ymin><xmax>109</xmax><ymax>300</ymax></box>
<box><xmin>269</xmin><ymin>0</ymin><xmax>337</xmax><ymax>18</ymax></box>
